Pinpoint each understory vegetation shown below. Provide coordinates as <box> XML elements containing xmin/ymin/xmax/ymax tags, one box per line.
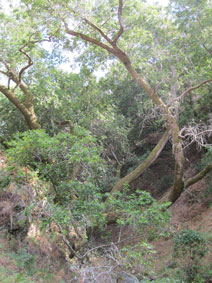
<box><xmin>0</xmin><ymin>0</ymin><xmax>212</xmax><ymax>282</ymax></box>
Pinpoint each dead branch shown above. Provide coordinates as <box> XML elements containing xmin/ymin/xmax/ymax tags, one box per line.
<box><xmin>179</xmin><ymin>117</ymin><xmax>212</xmax><ymax>149</ymax></box>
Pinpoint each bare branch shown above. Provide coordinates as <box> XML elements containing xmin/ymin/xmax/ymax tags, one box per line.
<box><xmin>169</xmin><ymin>78</ymin><xmax>212</xmax><ymax>106</ymax></box>
<box><xmin>53</xmin><ymin>220</ymin><xmax>83</xmax><ymax>260</ymax></box>
<box><xmin>112</xmin><ymin>0</ymin><xmax>124</xmax><ymax>45</ymax></box>
<box><xmin>179</xmin><ymin>116</ymin><xmax>212</xmax><ymax>149</ymax></box>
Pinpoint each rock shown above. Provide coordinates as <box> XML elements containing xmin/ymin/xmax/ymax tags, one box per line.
<box><xmin>117</xmin><ymin>272</ymin><xmax>140</xmax><ymax>283</ymax></box>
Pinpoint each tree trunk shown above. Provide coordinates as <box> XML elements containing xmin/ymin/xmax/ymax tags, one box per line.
<box><xmin>111</xmin><ymin>128</ymin><xmax>171</xmax><ymax>193</ymax></box>
<box><xmin>114</xmin><ymin>49</ymin><xmax>185</xmax><ymax>202</ymax></box>
<box><xmin>167</xmin><ymin>126</ymin><xmax>184</xmax><ymax>203</ymax></box>
<box><xmin>0</xmin><ymin>84</ymin><xmax>41</xmax><ymax>130</ymax></box>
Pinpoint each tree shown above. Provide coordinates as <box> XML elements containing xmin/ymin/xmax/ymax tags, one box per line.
<box><xmin>0</xmin><ymin>11</ymin><xmax>42</xmax><ymax>130</ymax></box>
<box><xmin>0</xmin><ymin>0</ymin><xmax>211</xmax><ymax>203</ymax></box>
<box><xmin>20</xmin><ymin>0</ymin><xmax>212</xmax><ymax>202</ymax></box>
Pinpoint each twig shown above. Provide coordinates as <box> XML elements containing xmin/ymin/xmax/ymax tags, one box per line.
<box><xmin>111</xmin><ymin>148</ymin><xmax>121</xmax><ymax>165</ymax></box>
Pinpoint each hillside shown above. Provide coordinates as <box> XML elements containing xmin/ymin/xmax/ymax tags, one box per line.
<box><xmin>0</xmin><ymin>149</ymin><xmax>212</xmax><ymax>282</ymax></box>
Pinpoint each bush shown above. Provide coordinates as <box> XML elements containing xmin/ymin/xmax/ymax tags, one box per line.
<box><xmin>173</xmin><ymin>229</ymin><xmax>211</xmax><ymax>282</ymax></box>
<box><xmin>6</xmin><ymin>127</ymin><xmax>106</xmax><ymax>203</ymax></box>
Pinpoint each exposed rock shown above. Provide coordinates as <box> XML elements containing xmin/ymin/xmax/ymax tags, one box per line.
<box><xmin>0</xmin><ymin>191</ymin><xmax>28</xmax><ymax>235</ymax></box>
<box><xmin>117</xmin><ymin>272</ymin><xmax>140</xmax><ymax>283</ymax></box>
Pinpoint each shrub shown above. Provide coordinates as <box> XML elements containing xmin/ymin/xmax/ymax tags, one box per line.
<box><xmin>173</xmin><ymin>229</ymin><xmax>211</xmax><ymax>282</ymax></box>
<box><xmin>6</xmin><ymin>127</ymin><xmax>106</xmax><ymax>204</ymax></box>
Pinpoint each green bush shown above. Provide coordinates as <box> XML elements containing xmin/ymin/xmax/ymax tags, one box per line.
<box><xmin>0</xmin><ymin>168</ymin><xmax>11</xmax><ymax>190</ymax></box>
<box><xmin>173</xmin><ymin>229</ymin><xmax>211</xmax><ymax>282</ymax></box>
<box><xmin>6</xmin><ymin>127</ymin><xmax>106</xmax><ymax>203</ymax></box>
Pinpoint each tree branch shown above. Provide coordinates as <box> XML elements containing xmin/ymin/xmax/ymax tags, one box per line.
<box><xmin>69</xmin><ymin>7</ymin><xmax>113</xmax><ymax>45</ymax></box>
<box><xmin>0</xmin><ymin>84</ymin><xmax>29</xmax><ymax>114</ymax></box>
<box><xmin>13</xmin><ymin>34</ymin><xmax>52</xmax><ymax>93</ymax></box>
<box><xmin>112</xmin><ymin>0</ymin><xmax>124</xmax><ymax>45</ymax></box>
<box><xmin>202</xmin><ymin>42</ymin><xmax>212</xmax><ymax>57</ymax></box>
<box><xmin>184</xmin><ymin>164</ymin><xmax>212</xmax><ymax>189</ymax></box>
<box><xmin>169</xmin><ymin>78</ymin><xmax>212</xmax><ymax>106</ymax></box>
<box><xmin>110</xmin><ymin>128</ymin><xmax>171</xmax><ymax>194</ymax></box>
<box><xmin>0</xmin><ymin>59</ymin><xmax>11</xmax><ymax>72</ymax></box>
<box><xmin>0</xmin><ymin>70</ymin><xmax>8</xmax><ymax>76</ymax></box>
<box><xmin>81</xmin><ymin>15</ymin><xmax>113</xmax><ymax>45</ymax></box>
<box><xmin>63</xmin><ymin>21</ymin><xmax>117</xmax><ymax>56</ymax></box>
<box><xmin>13</xmin><ymin>42</ymin><xmax>33</xmax><ymax>93</ymax></box>
<box><xmin>13</xmin><ymin>29</ymin><xmax>59</xmax><ymax>93</ymax></box>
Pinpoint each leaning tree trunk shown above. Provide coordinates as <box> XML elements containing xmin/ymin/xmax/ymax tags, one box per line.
<box><xmin>114</xmin><ymin>49</ymin><xmax>185</xmax><ymax>202</ymax></box>
<box><xmin>0</xmin><ymin>73</ymin><xmax>41</xmax><ymax>130</ymax></box>
<box><xmin>0</xmin><ymin>84</ymin><xmax>40</xmax><ymax>130</ymax></box>
<box><xmin>111</xmin><ymin>128</ymin><xmax>171</xmax><ymax>193</ymax></box>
